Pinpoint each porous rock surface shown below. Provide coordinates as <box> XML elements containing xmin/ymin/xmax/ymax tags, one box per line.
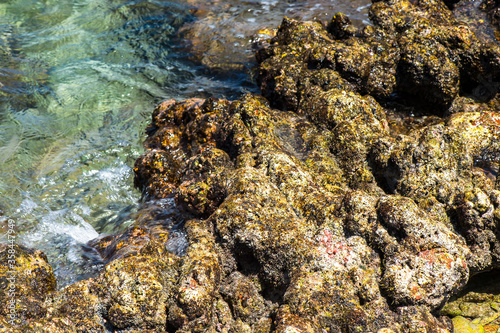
<box><xmin>2</xmin><ymin>0</ymin><xmax>500</xmax><ymax>332</ymax></box>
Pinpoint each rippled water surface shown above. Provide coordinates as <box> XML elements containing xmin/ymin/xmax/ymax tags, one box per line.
<box><xmin>0</xmin><ymin>0</ymin><xmax>370</xmax><ymax>287</ymax></box>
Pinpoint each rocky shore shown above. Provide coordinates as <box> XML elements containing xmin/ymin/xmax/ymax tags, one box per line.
<box><xmin>2</xmin><ymin>0</ymin><xmax>500</xmax><ymax>332</ymax></box>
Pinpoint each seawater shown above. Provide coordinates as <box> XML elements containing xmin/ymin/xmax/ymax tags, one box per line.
<box><xmin>0</xmin><ymin>0</ymin><xmax>369</xmax><ymax>288</ymax></box>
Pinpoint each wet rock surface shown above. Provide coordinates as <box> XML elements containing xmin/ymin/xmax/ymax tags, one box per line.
<box><xmin>2</xmin><ymin>0</ymin><xmax>500</xmax><ymax>332</ymax></box>
<box><xmin>440</xmin><ymin>269</ymin><xmax>500</xmax><ymax>332</ymax></box>
<box><xmin>0</xmin><ymin>244</ymin><xmax>56</xmax><ymax>325</ymax></box>
<box><xmin>481</xmin><ymin>0</ymin><xmax>500</xmax><ymax>33</ymax></box>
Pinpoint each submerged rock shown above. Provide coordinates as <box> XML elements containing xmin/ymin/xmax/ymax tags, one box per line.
<box><xmin>0</xmin><ymin>25</ymin><xmax>49</xmax><ymax>110</ymax></box>
<box><xmin>2</xmin><ymin>0</ymin><xmax>500</xmax><ymax>332</ymax></box>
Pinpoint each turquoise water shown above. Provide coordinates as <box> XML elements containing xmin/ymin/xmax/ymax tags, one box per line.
<box><xmin>0</xmin><ymin>0</ymin><xmax>369</xmax><ymax>287</ymax></box>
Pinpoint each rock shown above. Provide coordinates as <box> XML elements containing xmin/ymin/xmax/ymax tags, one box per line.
<box><xmin>220</xmin><ymin>271</ymin><xmax>274</xmax><ymax>330</ymax></box>
<box><xmin>397</xmin><ymin>33</ymin><xmax>460</xmax><ymax>107</ymax></box>
<box><xmin>128</xmin><ymin>93</ymin><xmax>462</xmax><ymax>331</ymax></box>
<box><xmin>481</xmin><ymin>0</ymin><xmax>500</xmax><ymax>32</ymax></box>
<box><xmin>43</xmin><ymin>279</ymin><xmax>105</xmax><ymax>332</ymax></box>
<box><xmin>440</xmin><ymin>270</ymin><xmax>500</xmax><ymax>331</ymax></box>
<box><xmin>257</xmin><ymin>0</ymin><xmax>500</xmax><ymax>113</ymax></box>
<box><xmin>377</xmin><ymin>196</ymin><xmax>469</xmax><ymax>308</ymax></box>
<box><xmin>303</xmin><ymin>88</ymin><xmax>389</xmax><ymax>186</ymax></box>
<box><xmin>0</xmin><ymin>243</ymin><xmax>56</xmax><ymax>327</ymax></box>
<box><xmin>95</xmin><ymin>248</ymin><xmax>178</xmax><ymax>330</ymax></box>
<box><xmin>89</xmin><ymin>196</ymin><xmax>186</xmax><ymax>262</ymax></box>
<box><xmin>451</xmin><ymin>316</ymin><xmax>485</xmax><ymax>333</ymax></box>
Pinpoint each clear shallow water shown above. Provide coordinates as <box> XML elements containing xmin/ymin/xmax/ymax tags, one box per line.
<box><xmin>0</xmin><ymin>0</ymin><xmax>369</xmax><ymax>288</ymax></box>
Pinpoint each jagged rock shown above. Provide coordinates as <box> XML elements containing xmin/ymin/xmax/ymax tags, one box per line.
<box><xmin>128</xmin><ymin>94</ymin><xmax>465</xmax><ymax>332</ymax></box>
<box><xmin>257</xmin><ymin>0</ymin><xmax>500</xmax><ymax>113</ymax></box>
<box><xmin>0</xmin><ymin>244</ymin><xmax>56</xmax><ymax>327</ymax></box>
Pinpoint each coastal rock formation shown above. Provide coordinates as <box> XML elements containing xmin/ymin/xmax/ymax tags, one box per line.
<box><xmin>257</xmin><ymin>0</ymin><xmax>500</xmax><ymax>113</ymax></box>
<box><xmin>2</xmin><ymin>0</ymin><xmax>500</xmax><ymax>332</ymax></box>
<box><xmin>0</xmin><ymin>244</ymin><xmax>55</xmax><ymax>324</ymax></box>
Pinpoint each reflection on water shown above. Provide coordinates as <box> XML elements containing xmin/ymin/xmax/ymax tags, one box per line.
<box><xmin>0</xmin><ymin>0</ymin><xmax>369</xmax><ymax>287</ymax></box>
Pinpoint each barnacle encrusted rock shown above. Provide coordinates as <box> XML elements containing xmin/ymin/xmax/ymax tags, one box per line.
<box><xmin>128</xmin><ymin>92</ymin><xmax>468</xmax><ymax>332</ymax></box>
<box><xmin>124</xmin><ymin>88</ymin><xmax>493</xmax><ymax>331</ymax></box>
<box><xmin>0</xmin><ymin>244</ymin><xmax>56</xmax><ymax>325</ymax></box>
<box><xmin>481</xmin><ymin>0</ymin><xmax>500</xmax><ymax>32</ymax></box>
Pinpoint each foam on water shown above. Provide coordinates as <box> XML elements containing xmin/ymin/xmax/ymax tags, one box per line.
<box><xmin>26</xmin><ymin>209</ymin><xmax>98</xmax><ymax>245</ymax></box>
